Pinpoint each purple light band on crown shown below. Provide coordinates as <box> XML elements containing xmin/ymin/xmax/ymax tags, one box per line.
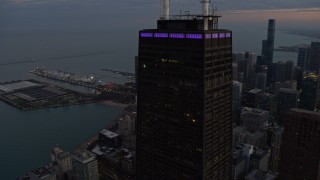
<box><xmin>154</xmin><ymin>33</ymin><xmax>169</xmax><ymax>38</ymax></box>
<box><xmin>212</xmin><ymin>33</ymin><xmax>219</xmax><ymax>38</ymax></box>
<box><xmin>140</xmin><ymin>32</ymin><xmax>153</xmax><ymax>37</ymax></box>
<box><xmin>186</xmin><ymin>34</ymin><xmax>203</xmax><ymax>39</ymax></box>
<box><xmin>140</xmin><ymin>32</ymin><xmax>230</xmax><ymax>39</ymax></box>
<box><xmin>169</xmin><ymin>33</ymin><xmax>185</xmax><ymax>38</ymax></box>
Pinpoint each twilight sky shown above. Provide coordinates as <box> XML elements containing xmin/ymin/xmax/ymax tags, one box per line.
<box><xmin>1</xmin><ymin>0</ymin><xmax>319</xmax><ymax>25</ymax></box>
<box><xmin>1</xmin><ymin>0</ymin><xmax>320</xmax><ymax>10</ymax></box>
<box><xmin>0</xmin><ymin>0</ymin><xmax>320</xmax><ymax>57</ymax></box>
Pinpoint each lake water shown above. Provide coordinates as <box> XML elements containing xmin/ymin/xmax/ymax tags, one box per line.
<box><xmin>0</xmin><ymin>101</ymin><xmax>123</xmax><ymax>179</ymax></box>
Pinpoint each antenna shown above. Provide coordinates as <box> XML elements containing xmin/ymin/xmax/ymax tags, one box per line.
<box><xmin>162</xmin><ymin>0</ymin><xmax>170</xmax><ymax>20</ymax></box>
<box><xmin>202</xmin><ymin>0</ymin><xmax>210</xmax><ymax>16</ymax></box>
<box><xmin>210</xmin><ymin>3</ymin><xmax>216</xmax><ymax>16</ymax></box>
<box><xmin>201</xmin><ymin>0</ymin><xmax>210</xmax><ymax>30</ymax></box>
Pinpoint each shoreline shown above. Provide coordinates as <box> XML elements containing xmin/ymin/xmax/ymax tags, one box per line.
<box><xmin>99</xmin><ymin>100</ymin><xmax>130</xmax><ymax>108</ymax></box>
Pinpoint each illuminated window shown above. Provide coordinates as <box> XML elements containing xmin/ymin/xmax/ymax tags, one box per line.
<box><xmin>219</xmin><ymin>33</ymin><xmax>225</xmax><ymax>38</ymax></box>
<box><xmin>205</xmin><ymin>34</ymin><xmax>212</xmax><ymax>39</ymax></box>
<box><xmin>212</xmin><ymin>33</ymin><xmax>218</xmax><ymax>38</ymax></box>
<box><xmin>186</xmin><ymin>34</ymin><xmax>203</xmax><ymax>39</ymax></box>
<box><xmin>169</xmin><ymin>33</ymin><xmax>185</xmax><ymax>38</ymax></box>
<box><xmin>140</xmin><ymin>32</ymin><xmax>153</xmax><ymax>37</ymax></box>
<box><xmin>154</xmin><ymin>33</ymin><xmax>169</xmax><ymax>38</ymax></box>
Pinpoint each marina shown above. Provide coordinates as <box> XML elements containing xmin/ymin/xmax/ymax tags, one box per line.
<box><xmin>30</xmin><ymin>68</ymin><xmax>100</xmax><ymax>90</ymax></box>
<box><xmin>0</xmin><ymin>80</ymin><xmax>94</xmax><ymax>111</ymax></box>
<box><xmin>101</xmin><ymin>68</ymin><xmax>135</xmax><ymax>79</ymax></box>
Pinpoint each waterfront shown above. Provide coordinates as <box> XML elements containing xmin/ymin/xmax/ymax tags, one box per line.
<box><xmin>0</xmin><ymin>2</ymin><xmax>319</xmax><ymax>179</ymax></box>
<box><xmin>0</xmin><ymin>101</ymin><xmax>123</xmax><ymax>179</ymax></box>
<box><xmin>0</xmin><ymin>26</ymin><xmax>317</xmax><ymax>179</ymax></box>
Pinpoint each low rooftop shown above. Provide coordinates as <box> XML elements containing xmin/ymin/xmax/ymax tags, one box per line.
<box><xmin>100</xmin><ymin>129</ymin><xmax>119</xmax><ymax>139</ymax></box>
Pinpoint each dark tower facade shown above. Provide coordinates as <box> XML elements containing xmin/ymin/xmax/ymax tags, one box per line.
<box><xmin>278</xmin><ymin>108</ymin><xmax>320</xmax><ymax>180</ymax></box>
<box><xmin>136</xmin><ymin>5</ymin><xmax>232</xmax><ymax>180</ymax></box>
<box><xmin>297</xmin><ymin>45</ymin><xmax>310</xmax><ymax>69</ymax></box>
<box><xmin>261</xmin><ymin>19</ymin><xmax>276</xmax><ymax>86</ymax></box>
<box><xmin>308</xmin><ymin>42</ymin><xmax>320</xmax><ymax>73</ymax></box>
<box><xmin>299</xmin><ymin>73</ymin><xmax>319</xmax><ymax>111</ymax></box>
<box><xmin>261</xmin><ymin>19</ymin><xmax>275</xmax><ymax>66</ymax></box>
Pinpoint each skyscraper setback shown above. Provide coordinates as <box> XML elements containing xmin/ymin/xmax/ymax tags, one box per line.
<box><xmin>136</xmin><ymin>1</ymin><xmax>232</xmax><ymax>179</ymax></box>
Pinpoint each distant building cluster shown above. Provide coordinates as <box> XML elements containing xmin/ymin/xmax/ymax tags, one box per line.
<box><xmin>232</xmin><ymin>19</ymin><xmax>320</xmax><ymax>179</ymax></box>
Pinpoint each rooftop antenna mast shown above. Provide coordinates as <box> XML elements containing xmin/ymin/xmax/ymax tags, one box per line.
<box><xmin>201</xmin><ymin>0</ymin><xmax>210</xmax><ymax>30</ymax></box>
<box><xmin>162</xmin><ymin>0</ymin><xmax>170</xmax><ymax>20</ymax></box>
<box><xmin>210</xmin><ymin>3</ymin><xmax>216</xmax><ymax>16</ymax></box>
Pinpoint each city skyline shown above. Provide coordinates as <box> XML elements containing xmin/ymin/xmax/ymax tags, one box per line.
<box><xmin>1</xmin><ymin>0</ymin><xmax>320</xmax><ymax>179</ymax></box>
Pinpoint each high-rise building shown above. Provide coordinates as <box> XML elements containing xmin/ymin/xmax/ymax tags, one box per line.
<box><xmin>136</xmin><ymin>1</ymin><xmax>232</xmax><ymax>179</ymax></box>
<box><xmin>255</xmin><ymin>92</ymin><xmax>277</xmax><ymax>123</ymax></box>
<box><xmin>308</xmin><ymin>42</ymin><xmax>320</xmax><ymax>73</ymax></box>
<box><xmin>119</xmin><ymin>113</ymin><xmax>136</xmax><ymax>147</ymax></box>
<box><xmin>99</xmin><ymin>129</ymin><xmax>121</xmax><ymax>148</ymax></box>
<box><xmin>316</xmin><ymin>77</ymin><xmax>320</xmax><ymax>111</ymax></box>
<box><xmin>241</xmin><ymin>107</ymin><xmax>268</xmax><ymax>133</ymax></box>
<box><xmin>232</xmin><ymin>149</ymin><xmax>246</xmax><ymax>180</ymax></box>
<box><xmin>274</xmin><ymin>80</ymin><xmax>297</xmax><ymax>92</ymax></box>
<box><xmin>278</xmin><ymin>108</ymin><xmax>320</xmax><ymax>180</ymax></box>
<box><xmin>299</xmin><ymin>72</ymin><xmax>319</xmax><ymax>111</ymax></box>
<box><xmin>51</xmin><ymin>145</ymin><xmax>72</xmax><ymax>180</ymax></box>
<box><xmin>277</xmin><ymin>88</ymin><xmax>300</xmax><ymax>124</ymax></box>
<box><xmin>233</xmin><ymin>63</ymin><xmax>238</xmax><ymax>81</ymax></box>
<box><xmin>297</xmin><ymin>45</ymin><xmax>310</xmax><ymax>69</ymax></box>
<box><xmin>254</xmin><ymin>73</ymin><xmax>267</xmax><ymax>91</ymax></box>
<box><xmin>233</xmin><ymin>81</ymin><xmax>243</xmax><ymax>124</ymax></box>
<box><xmin>71</xmin><ymin>151</ymin><xmax>99</xmax><ymax>180</ymax></box>
<box><xmin>294</xmin><ymin>66</ymin><xmax>304</xmax><ymax>90</ymax></box>
<box><xmin>234</xmin><ymin>52</ymin><xmax>246</xmax><ymax>83</ymax></box>
<box><xmin>233</xmin><ymin>126</ymin><xmax>266</xmax><ymax>147</ymax></box>
<box><xmin>285</xmin><ymin>60</ymin><xmax>294</xmax><ymax>81</ymax></box>
<box><xmin>245</xmin><ymin>170</ymin><xmax>277</xmax><ymax>180</ymax></box>
<box><xmin>270</xmin><ymin>62</ymin><xmax>287</xmax><ymax>84</ymax></box>
<box><xmin>261</xmin><ymin>19</ymin><xmax>275</xmax><ymax>86</ymax></box>
<box><xmin>232</xmin><ymin>144</ymin><xmax>254</xmax><ymax>177</ymax></box>
<box><xmin>261</xmin><ymin>19</ymin><xmax>275</xmax><ymax>67</ymax></box>
<box><xmin>263</xmin><ymin>123</ymin><xmax>282</xmax><ymax>172</ymax></box>
<box><xmin>245</xmin><ymin>52</ymin><xmax>257</xmax><ymax>87</ymax></box>
<box><xmin>242</xmin><ymin>88</ymin><xmax>263</xmax><ymax>108</ymax></box>
<box><xmin>249</xmin><ymin>147</ymin><xmax>269</xmax><ymax>172</ymax></box>
<box><xmin>234</xmin><ymin>52</ymin><xmax>256</xmax><ymax>87</ymax></box>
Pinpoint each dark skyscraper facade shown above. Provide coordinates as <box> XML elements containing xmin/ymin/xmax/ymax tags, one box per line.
<box><xmin>308</xmin><ymin>42</ymin><xmax>320</xmax><ymax>73</ymax></box>
<box><xmin>136</xmin><ymin>3</ymin><xmax>232</xmax><ymax>179</ymax></box>
<box><xmin>261</xmin><ymin>19</ymin><xmax>275</xmax><ymax>86</ymax></box>
<box><xmin>299</xmin><ymin>73</ymin><xmax>319</xmax><ymax>111</ymax></box>
<box><xmin>278</xmin><ymin>108</ymin><xmax>320</xmax><ymax>180</ymax></box>
<box><xmin>261</xmin><ymin>19</ymin><xmax>275</xmax><ymax>67</ymax></box>
<box><xmin>297</xmin><ymin>45</ymin><xmax>310</xmax><ymax>69</ymax></box>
